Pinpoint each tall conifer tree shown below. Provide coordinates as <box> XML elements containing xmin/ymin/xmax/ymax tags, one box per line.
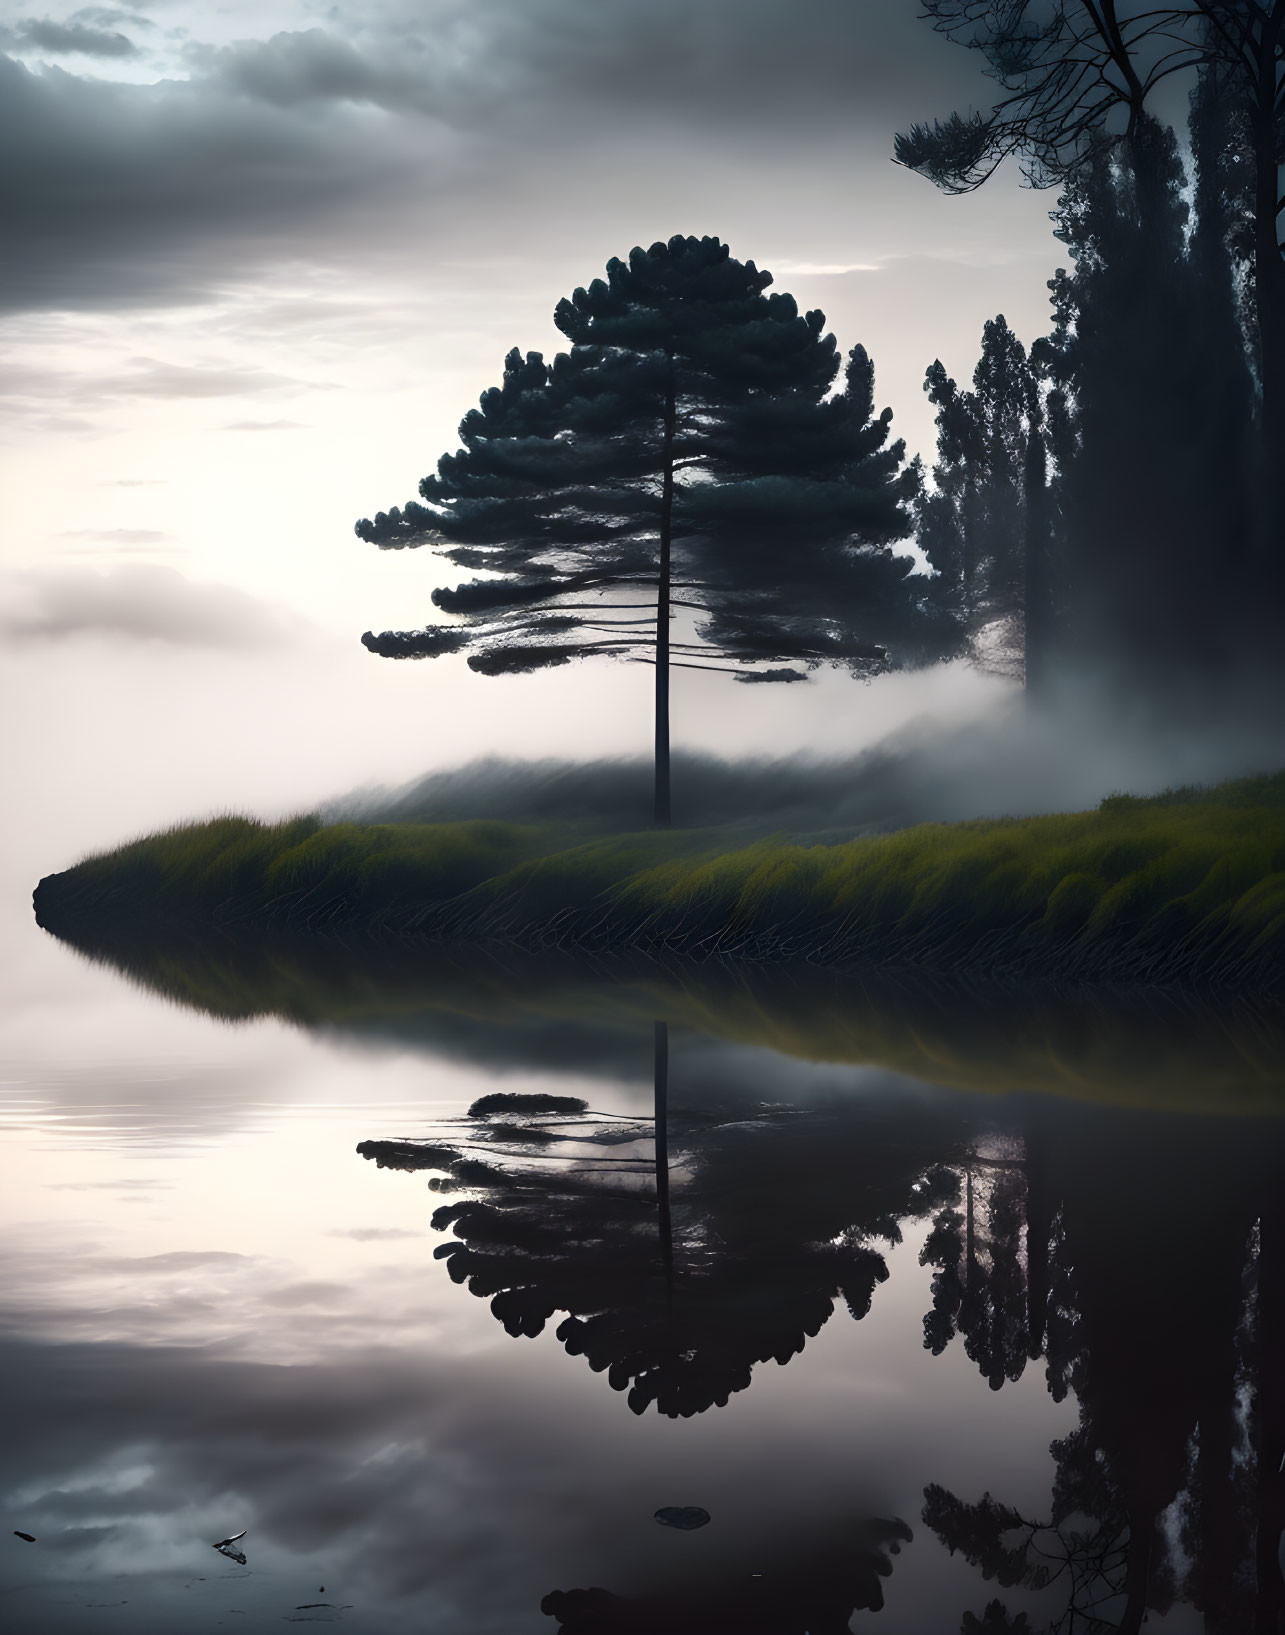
<box><xmin>358</xmin><ymin>236</ymin><xmax>950</xmax><ymax>824</ymax></box>
<box><xmin>896</xmin><ymin>1</ymin><xmax>1285</xmax><ymax>677</ymax></box>
<box><xmin>916</xmin><ymin>317</ymin><xmax>1046</xmax><ymax>685</ymax></box>
<box><xmin>1041</xmin><ymin>122</ymin><xmax>1254</xmax><ymax>691</ymax></box>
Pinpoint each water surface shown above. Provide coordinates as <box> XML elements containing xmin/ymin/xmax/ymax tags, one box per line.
<box><xmin>3</xmin><ymin>911</ymin><xmax>1281</xmax><ymax>1632</ymax></box>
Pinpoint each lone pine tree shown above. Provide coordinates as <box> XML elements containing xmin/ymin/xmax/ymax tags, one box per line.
<box><xmin>357</xmin><ymin>234</ymin><xmax>950</xmax><ymax>825</ymax></box>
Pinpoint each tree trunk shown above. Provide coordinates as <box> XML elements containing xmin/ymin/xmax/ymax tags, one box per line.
<box><xmin>1249</xmin><ymin>7</ymin><xmax>1285</xmax><ymax>620</ymax></box>
<box><xmin>1255</xmin><ymin>1180</ymin><xmax>1285</xmax><ymax>1633</ymax></box>
<box><xmin>653</xmin><ymin>1020</ymin><xmax>673</xmax><ymax>1288</ymax></box>
<box><xmin>964</xmin><ymin>1164</ymin><xmax>976</xmax><ymax>1292</ymax></box>
<box><xmin>1118</xmin><ymin>1517</ymin><xmax>1153</xmax><ymax>1635</ymax></box>
<box><xmin>1023</xmin><ymin>1122</ymin><xmax>1052</xmax><ymax>1360</ymax></box>
<box><xmin>961</xmin><ymin>490</ymin><xmax>977</xmax><ymax>624</ymax></box>
<box><xmin>1195</xmin><ymin>1331</ymin><xmax>1240</xmax><ymax>1631</ymax></box>
<box><xmin>1023</xmin><ymin>425</ymin><xmax>1050</xmax><ymax>699</ymax></box>
<box><xmin>654</xmin><ymin>362</ymin><xmax>676</xmax><ymax>827</ymax></box>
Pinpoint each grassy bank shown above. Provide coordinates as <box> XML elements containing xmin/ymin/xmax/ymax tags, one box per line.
<box><xmin>34</xmin><ymin>771</ymin><xmax>1285</xmax><ymax>990</ymax></box>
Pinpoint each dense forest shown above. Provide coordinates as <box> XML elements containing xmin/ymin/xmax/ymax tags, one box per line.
<box><xmin>905</xmin><ymin>5</ymin><xmax>1284</xmax><ymax>708</ymax></box>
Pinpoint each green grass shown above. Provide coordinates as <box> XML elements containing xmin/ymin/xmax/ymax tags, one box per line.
<box><xmin>45</xmin><ymin>814</ymin><xmax>549</xmax><ymax>924</ymax></box>
<box><xmin>35</xmin><ymin>771</ymin><xmax>1285</xmax><ymax>989</ymax></box>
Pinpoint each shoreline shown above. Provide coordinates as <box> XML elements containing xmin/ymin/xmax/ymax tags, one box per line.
<box><xmin>32</xmin><ymin>770</ymin><xmax>1285</xmax><ymax>996</ymax></box>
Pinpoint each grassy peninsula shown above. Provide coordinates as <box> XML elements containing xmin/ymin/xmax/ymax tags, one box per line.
<box><xmin>34</xmin><ymin>771</ymin><xmax>1285</xmax><ymax>992</ymax></box>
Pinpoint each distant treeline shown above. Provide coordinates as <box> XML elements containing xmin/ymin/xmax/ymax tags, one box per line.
<box><xmin>34</xmin><ymin>771</ymin><xmax>1285</xmax><ymax>991</ymax></box>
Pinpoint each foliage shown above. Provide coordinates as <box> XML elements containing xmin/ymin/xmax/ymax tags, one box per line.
<box><xmin>899</xmin><ymin>4</ymin><xmax>1285</xmax><ymax>685</ymax></box>
<box><xmin>370</xmin><ymin>1084</ymin><xmax>942</xmax><ymax>1418</ymax></box>
<box><xmin>1036</xmin><ymin>120</ymin><xmax>1257</xmax><ymax>689</ymax></box>
<box><xmin>914</xmin><ymin>315</ymin><xmax>1047</xmax><ymax>681</ymax></box>
<box><xmin>961</xmin><ymin>1603</ymin><xmax>1033</xmax><ymax>1635</ymax></box>
<box><xmin>357</xmin><ymin>235</ymin><xmax>948</xmax><ymax>684</ymax></box>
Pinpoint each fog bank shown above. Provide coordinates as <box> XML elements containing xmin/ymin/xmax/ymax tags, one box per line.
<box><xmin>336</xmin><ymin>686</ymin><xmax>1285</xmax><ymax>839</ymax></box>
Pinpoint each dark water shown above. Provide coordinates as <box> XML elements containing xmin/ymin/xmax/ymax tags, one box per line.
<box><xmin>3</xmin><ymin>925</ymin><xmax>1283</xmax><ymax>1633</ymax></box>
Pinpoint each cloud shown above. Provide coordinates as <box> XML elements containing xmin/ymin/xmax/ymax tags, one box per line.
<box><xmin>56</xmin><ymin>528</ymin><xmax>178</xmax><ymax>547</ymax></box>
<box><xmin>0</xmin><ymin>1317</ymin><xmax>916</xmax><ymax>1622</ymax></box>
<box><xmin>440</xmin><ymin>0</ymin><xmax>956</xmax><ymax>129</ymax></box>
<box><xmin>91</xmin><ymin>1251</ymin><xmax>253</xmax><ymax>1273</ymax></box>
<box><xmin>195</xmin><ymin>28</ymin><xmax>432</xmax><ymax>114</ymax></box>
<box><xmin>1</xmin><ymin>16</ymin><xmax>138</xmax><ymax>58</ymax></box>
<box><xmin>0</xmin><ymin>50</ymin><xmax>424</xmax><ymax>312</ymax></box>
<box><xmin>328</xmin><ymin>1227</ymin><xmax>425</xmax><ymax>1241</ymax></box>
<box><xmin>1</xmin><ymin>355</ymin><xmax>313</xmax><ymax>408</ymax></box>
<box><xmin>188</xmin><ymin>4</ymin><xmax>965</xmax><ymax>130</ymax></box>
<box><xmin>47</xmin><ymin>1177</ymin><xmax>171</xmax><ymax>1191</ymax></box>
<box><xmin>221</xmin><ymin>417</ymin><xmax>305</xmax><ymax>431</ymax></box>
<box><xmin>775</xmin><ymin>262</ymin><xmax>884</xmax><ymax>277</ymax></box>
<box><xmin>268</xmin><ymin>1279</ymin><xmax>350</xmax><ymax>1307</ymax></box>
<box><xmin>0</xmin><ymin>1</ymin><xmax>1012</xmax><ymax>315</ymax></box>
<box><xmin>0</xmin><ymin>564</ymin><xmax>309</xmax><ymax>649</ymax></box>
<box><xmin>110</xmin><ymin>357</ymin><xmax>309</xmax><ymax>398</ymax></box>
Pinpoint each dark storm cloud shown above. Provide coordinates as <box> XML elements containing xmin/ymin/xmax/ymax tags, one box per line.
<box><xmin>0</xmin><ymin>50</ymin><xmax>423</xmax><ymax>312</ymax></box>
<box><xmin>0</xmin><ymin>15</ymin><xmax>139</xmax><ymax>57</ymax></box>
<box><xmin>405</xmin><ymin>0</ymin><xmax>969</xmax><ymax>129</ymax></box>
<box><xmin>194</xmin><ymin>27</ymin><xmax>433</xmax><ymax>113</ymax></box>
<box><xmin>0</xmin><ymin>1</ymin><xmax>995</xmax><ymax>313</ymax></box>
<box><xmin>0</xmin><ymin>565</ymin><xmax>308</xmax><ymax>649</ymax></box>
<box><xmin>199</xmin><ymin>2</ymin><xmax>966</xmax><ymax>127</ymax></box>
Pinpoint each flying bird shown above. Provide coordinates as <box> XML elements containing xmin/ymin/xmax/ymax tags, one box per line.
<box><xmin>213</xmin><ymin>1530</ymin><xmax>248</xmax><ymax>1564</ymax></box>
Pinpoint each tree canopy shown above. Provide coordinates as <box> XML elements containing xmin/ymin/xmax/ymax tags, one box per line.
<box><xmin>915</xmin><ymin>314</ymin><xmax>1047</xmax><ymax>683</ymax></box>
<box><xmin>357</xmin><ymin>235</ymin><xmax>954</xmax><ymax>822</ymax></box>
<box><xmin>897</xmin><ymin>2</ymin><xmax>1285</xmax><ymax>651</ymax></box>
<box><xmin>359</xmin><ymin>1049</ymin><xmax>960</xmax><ymax>1420</ymax></box>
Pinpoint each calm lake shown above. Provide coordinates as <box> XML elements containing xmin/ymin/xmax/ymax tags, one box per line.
<box><xmin>3</xmin><ymin>897</ymin><xmax>1283</xmax><ymax>1633</ymax></box>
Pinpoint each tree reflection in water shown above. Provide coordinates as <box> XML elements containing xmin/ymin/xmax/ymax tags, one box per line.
<box><xmin>541</xmin><ymin>1515</ymin><xmax>911</xmax><ymax>1633</ymax></box>
<box><xmin>360</xmin><ymin>1022</ymin><xmax>964</xmax><ymax>1417</ymax></box>
<box><xmin>359</xmin><ymin>1033</ymin><xmax>1285</xmax><ymax>1632</ymax></box>
<box><xmin>921</xmin><ymin>1105</ymin><xmax>1285</xmax><ymax>1635</ymax></box>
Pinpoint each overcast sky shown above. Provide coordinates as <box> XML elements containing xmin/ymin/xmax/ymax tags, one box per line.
<box><xmin>1</xmin><ymin>0</ymin><xmax>1069</xmax><ymax>890</ymax></box>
